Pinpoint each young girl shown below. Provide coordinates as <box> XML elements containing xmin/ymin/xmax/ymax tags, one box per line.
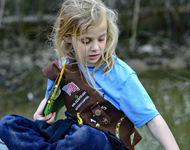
<box><xmin>0</xmin><ymin>0</ymin><xmax>179</xmax><ymax>150</ymax></box>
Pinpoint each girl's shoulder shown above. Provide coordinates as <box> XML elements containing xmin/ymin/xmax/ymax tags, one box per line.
<box><xmin>112</xmin><ymin>56</ymin><xmax>135</xmax><ymax>76</ymax></box>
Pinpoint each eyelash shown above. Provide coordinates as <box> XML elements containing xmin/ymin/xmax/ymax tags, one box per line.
<box><xmin>81</xmin><ymin>39</ymin><xmax>105</xmax><ymax>44</ymax></box>
<box><xmin>99</xmin><ymin>39</ymin><xmax>105</xmax><ymax>42</ymax></box>
<box><xmin>82</xmin><ymin>41</ymin><xmax>90</xmax><ymax>44</ymax></box>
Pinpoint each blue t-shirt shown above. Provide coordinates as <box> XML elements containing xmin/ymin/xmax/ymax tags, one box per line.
<box><xmin>45</xmin><ymin>56</ymin><xmax>159</xmax><ymax>128</ymax></box>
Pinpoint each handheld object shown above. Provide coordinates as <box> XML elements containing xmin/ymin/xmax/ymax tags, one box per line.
<box><xmin>43</xmin><ymin>62</ymin><xmax>67</xmax><ymax>119</ymax></box>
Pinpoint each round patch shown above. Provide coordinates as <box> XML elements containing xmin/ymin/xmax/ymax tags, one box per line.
<box><xmin>95</xmin><ymin>109</ymin><xmax>101</xmax><ymax>116</ymax></box>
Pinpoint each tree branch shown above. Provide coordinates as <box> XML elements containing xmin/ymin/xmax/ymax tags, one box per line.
<box><xmin>129</xmin><ymin>0</ymin><xmax>140</xmax><ymax>51</ymax></box>
<box><xmin>173</xmin><ymin>112</ymin><xmax>190</xmax><ymax>121</ymax></box>
<box><xmin>2</xmin><ymin>14</ymin><xmax>55</xmax><ymax>24</ymax></box>
<box><xmin>0</xmin><ymin>0</ymin><xmax>5</xmax><ymax>26</ymax></box>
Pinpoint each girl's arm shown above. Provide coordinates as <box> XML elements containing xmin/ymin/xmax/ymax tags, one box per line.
<box><xmin>33</xmin><ymin>98</ymin><xmax>56</xmax><ymax>125</ymax></box>
<box><xmin>146</xmin><ymin>115</ymin><xmax>180</xmax><ymax>150</ymax></box>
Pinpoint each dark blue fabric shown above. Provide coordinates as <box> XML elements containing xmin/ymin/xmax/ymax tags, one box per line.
<box><xmin>0</xmin><ymin>114</ymin><xmax>56</xmax><ymax>150</ymax></box>
<box><xmin>0</xmin><ymin>114</ymin><xmax>113</xmax><ymax>150</ymax></box>
<box><xmin>104</xmin><ymin>131</ymin><xmax>127</xmax><ymax>150</ymax></box>
<box><xmin>35</xmin><ymin>119</ymin><xmax>75</xmax><ymax>143</ymax></box>
<box><xmin>35</xmin><ymin>111</ymin><xmax>77</xmax><ymax>143</ymax></box>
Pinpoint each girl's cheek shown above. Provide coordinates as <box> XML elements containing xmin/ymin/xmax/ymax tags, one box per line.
<box><xmin>102</xmin><ymin>41</ymin><xmax>106</xmax><ymax>46</ymax></box>
<box><xmin>102</xmin><ymin>42</ymin><xmax>106</xmax><ymax>49</ymax></box>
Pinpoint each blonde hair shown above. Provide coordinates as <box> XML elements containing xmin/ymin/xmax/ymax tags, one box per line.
<box><xmin>53</xmin><ymin>0</ymin><xmax>119</xmax><ymax>85</ymax></box>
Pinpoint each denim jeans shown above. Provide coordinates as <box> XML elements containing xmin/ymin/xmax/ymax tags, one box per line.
<box><xmin>0</xmin><ymin>115</ymin><xmax>113</xmax><ymax>150</ymax></box>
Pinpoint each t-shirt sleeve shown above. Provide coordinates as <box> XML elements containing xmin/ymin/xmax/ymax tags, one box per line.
<box><xmin>120</xmin><ymin>73</ymin><xmax>159</xmax><ymax>128</ymax></box>
<box><xmin>45</xmin><ymin>79</ymin><xmax>55</xmax><ymax>98</ymax></box>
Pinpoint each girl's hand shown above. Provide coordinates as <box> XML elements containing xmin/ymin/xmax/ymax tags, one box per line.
<box><xmin>33</xmin><ymin>98</ymin><xmax>56</xmax><ymax>125</ymax></box>
<box><xmin>35</xmin><ymin>111</ymin><xmax>56</xmax><ymax>125</ymax></box>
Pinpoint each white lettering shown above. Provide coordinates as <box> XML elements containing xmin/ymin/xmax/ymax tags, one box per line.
<box><xmin>101</xmin><ymin>106</ymin><xmax>107</xmax><ymax>110</ymax></box>
<box><xmin>72</xmin><ymin>91</ymin><xmax>86</xmax><ymax>107</ymax></box>
<box><xmin>75</xmin><ymin>95</ymin><xmax>90</xmax><ymax>111</ymax></box>
<box><xmin>90</xmin><ymin>118</ymin><xmax>96</xmax><ymax>123</ymax></box>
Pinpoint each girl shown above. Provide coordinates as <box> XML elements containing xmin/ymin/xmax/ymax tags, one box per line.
<box><xmin>0</xmin><ymin>0</ymin><xmax>179</xmax><ymax>150</ymax></box>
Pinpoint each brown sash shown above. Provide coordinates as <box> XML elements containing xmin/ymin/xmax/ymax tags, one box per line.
<box><xmin>42</xmin><ymin>59</ymin><xmax>142</xmax><ymax>150</ymax></box>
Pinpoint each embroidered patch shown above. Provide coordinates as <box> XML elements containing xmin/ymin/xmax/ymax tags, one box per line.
<box><xmin>62</xmin><ymin>82</ymin><xmax>80</xmax><ymax>96</ymax></box>
<box><xmin>130</xmin><ymin>132</ymin><xmax>135</xmax><ymax>146</ymax></box>
<box><xmin>88</xmin><ymin>115</ymin><xmax>99</xmax><ymax>126</ymax></box>
<box><xmin>101</xmin><ymin>105</ymin><xmax>107</xmax><ymax>110</ymax></box>
<box><xmin>71</xmin><ymin>90</ymin><xmax>90</xmax><ymax>112</ymax></box>
<box><xmin>115</xmin><ymin>115</ymin><xmax>126</xmax><ymax>139</ymax></box>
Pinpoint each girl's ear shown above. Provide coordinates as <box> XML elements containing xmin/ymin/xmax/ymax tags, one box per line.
<box><xmin>63</xmin><ymin>34</ymin><xmax>72</xmax><ymax>43</ymax></box>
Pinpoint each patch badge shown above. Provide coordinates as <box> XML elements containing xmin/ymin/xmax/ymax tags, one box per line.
<box><xmin>62</xmin><ymin>82</ymin><xmax>80</xmax><ymax>96</ymax></box>
<box><xmin>71</xmin><ymin>90</ymin><xmax>90</xmax><ymax>112</ymax></box>
<box><xmin>89</xmin><ymin>115</ymin><xmax>99</xmax><ymax>126</ymax></box>
<box><xmin>115</xmin><ymin>115</ymin><xmax>127</xmax><ymax>139</ymax></box>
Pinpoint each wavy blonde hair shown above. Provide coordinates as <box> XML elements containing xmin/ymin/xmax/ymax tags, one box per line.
<box><xmin>53</xmin><ymin>0</ymin><xmax>119</xmax><ymax>85</ymax></box>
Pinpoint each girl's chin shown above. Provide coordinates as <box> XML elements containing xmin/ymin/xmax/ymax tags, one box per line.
<box><xmin>86</xmin><ymin>60</ymin><xmax>99</xmax><ymax>66</ymax></box>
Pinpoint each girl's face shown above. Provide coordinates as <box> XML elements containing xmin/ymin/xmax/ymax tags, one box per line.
<box><xmin>72</xmin><ymin>19</ymin><xmax>107</xmax><ymax>66</ymax></box>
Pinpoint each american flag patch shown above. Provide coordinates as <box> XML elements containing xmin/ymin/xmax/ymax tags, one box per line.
<box><xmin>62</xmin><ymin>82</ymin><xmax>80</xmax><ymax>96</ymax></box>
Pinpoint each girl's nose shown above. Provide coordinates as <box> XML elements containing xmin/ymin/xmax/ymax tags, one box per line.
<box><xmin>91</xmin><ymin>41</ymin><xmax>99</xmax><ymax>51</ymax></box>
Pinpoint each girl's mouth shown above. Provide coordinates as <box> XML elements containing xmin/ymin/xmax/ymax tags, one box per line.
<box><xmin>89</xmin><ymin>54</ymin><xmax>99</xmax><ymax>60</ymax></box>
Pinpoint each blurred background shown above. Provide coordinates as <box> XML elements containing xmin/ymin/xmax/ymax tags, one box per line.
<box><xmin>0</xmin><ymin>0</ymin><xmax>190</xmax><ymax>149</ymax></box>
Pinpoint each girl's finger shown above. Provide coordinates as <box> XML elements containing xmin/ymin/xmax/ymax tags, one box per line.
<box><xmin>43</xmin><ymin>113</ymin><xmax>53</xmax><ymax>121</ymax></box>
<box><xmin>46</xmin><ymin>112</ymin><xmax>56</xmax><ymax>125</ymax></box>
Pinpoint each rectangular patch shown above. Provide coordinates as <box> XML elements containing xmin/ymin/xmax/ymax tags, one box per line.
<box><xmin>62</xmin><ymin>82</ymin><xmax>80</xmax><ymax>96</ymax></box>
<box><xmin>71</xmin><ymin>90</ymin><xmax>90</xmax><ymax>112</ymax></box>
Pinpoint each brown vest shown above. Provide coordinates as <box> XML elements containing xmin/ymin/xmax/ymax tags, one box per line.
<box><xmin>42</xmin><ymin>60</ymin><xmax>142</xmax><ymax>150</ymax></box>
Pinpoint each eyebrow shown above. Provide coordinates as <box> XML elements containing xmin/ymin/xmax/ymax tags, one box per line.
<box><xmin>81</xmin><ymin>33</ymin><xmax>107</xmax><ymax>39</ymax></box>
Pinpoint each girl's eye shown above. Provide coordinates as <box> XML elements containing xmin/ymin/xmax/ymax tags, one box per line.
<box><xmin>99</xmin><ymin>38</ymin><xmax>105</xmax><ymax>42</ymax></box>
<box><xmin>81</xmin><ymin>40</ymin><xmax>90</xmax><ymax>44</ymax></box>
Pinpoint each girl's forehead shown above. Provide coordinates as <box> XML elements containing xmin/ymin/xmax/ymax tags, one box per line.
<box><xmin>80</xmin><ymin>19</ymin><xmax>107</xmax><ymax>37</ymax></box>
